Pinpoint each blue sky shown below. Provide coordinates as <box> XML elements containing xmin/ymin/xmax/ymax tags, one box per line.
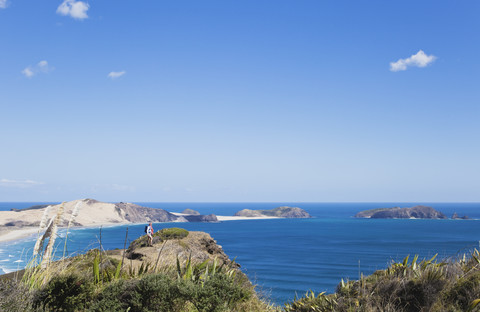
<box><xmin>0</xmin><ymin>1</ymin><xmax>479</xmax><ymax>202</ymax></box>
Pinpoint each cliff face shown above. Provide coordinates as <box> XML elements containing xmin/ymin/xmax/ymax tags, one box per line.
<box><xmin>182</xmin><ymin>214</ymin><xmax>218</xmax><ymax>222</ymax></box>
<box><xmin>234</xmin><ymin>206</ymin><xmax>312</xmax><ymax>218</ymax></box>
<box><xmin>355</xmin><ymin>205</ymin><xmax>447</xmax><ymax>219</ymax></box>
<box><xmin>114</xmin><ymin>202</ymin><xmax>180</xmax><ymax>223</ymax></box>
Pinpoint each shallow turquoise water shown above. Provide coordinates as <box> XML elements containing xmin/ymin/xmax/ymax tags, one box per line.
<box><xmin>1</xmin><ymin>202</ymin><xmax>479</xmax><ymax>304</ymax></box>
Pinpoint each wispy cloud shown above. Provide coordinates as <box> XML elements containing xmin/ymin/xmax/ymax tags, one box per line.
<box><xmin>390</xmin><ymin>50</ymin><xmax>437</xmax><ymax>72</ymax></box>
<box><xmin>108</xmin><ymin>71</ymin><xmax>126</xmax><ymax>79</ymax></box>
<box><xmin>0</xmin><ymin>0</ymin><xmax>9</xmax><ymax>9</ymax></box>
<box><xmin>22</xmin><ymin>60</ymin><xmax>54</xmax><ymax>78</ymax></box>
<box><xmin>22</xmin><ymin>67</ymin><xmax>34</xmax><ymax>78</ymax></box>
<box><xmin>56</xmin><ymin>0</ymin><xmax>89</xmax><ymax>20</ymax></box>
<box><xmin>0</xmin><ymin>179</ymin><xmax>44</xmax><ymax>188</ymax></box>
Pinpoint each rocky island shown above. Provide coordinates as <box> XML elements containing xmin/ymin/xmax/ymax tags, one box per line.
<box><xmin>354</xmin><ymin>205</ymin><xmax>447</xmax><ymax>219</ymax></box>
<box><xmin>234</xmin><ymin>206</ymin><xmax>312</xmax><ymax>218</ymax></box>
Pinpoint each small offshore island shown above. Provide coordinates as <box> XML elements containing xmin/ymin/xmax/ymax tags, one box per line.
<box><xmin>235</xmin><ymin>206</ymin><xmax>312</xmax><ymax>218</ymax></box>
<box><xmin>355</xmin><ymin>205</ymin><xmax>469</xmax><ymax>219</ymax></box>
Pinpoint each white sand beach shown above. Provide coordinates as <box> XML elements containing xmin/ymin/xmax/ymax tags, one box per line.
<box><xmin>216</xmin><ymin>215</ymin><xmax>280</xmax><ymax>221</ymax></box>
<box><xmin>0</xmin><ymin>227</ymin><xmax>39</xmax><ymax>243</ymax></box>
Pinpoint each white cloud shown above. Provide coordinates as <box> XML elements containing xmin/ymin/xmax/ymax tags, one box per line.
<box><xmin>38</xmin><ymin>60</ymin><xmax>48</xmax><ymax>68</ymax></box>
<box><xmin>0</xmin><ymin>179</ymin><xmax>44</xmax><ymax>188</ymax></box>
<box><xmin>22</xmin><ymin>67</ymin><xmax>34</xmax><ymax>78</ymax></box>
<box><xmin>21</xmin><ymin>60</ymin><xmax>53</xmax><ymax>78</ymax></box>
<box><xmin>390</xmin><ymin>50</ymin><xmax>437</xmax><ymax>72</ymax></box>
<box><xmin>0</xmin><ymin>0</ymin><xmax>8</xmax><ymax>9</ymax></box>
<box><xmin>56</xmin><ymin>0</ymin><xmax>89</xmax><ymax>20</ymax></box>
<box><xmin>108</xmin><ymin>71</ymin><xmax>126</xmax><ymax>79</ymax></box>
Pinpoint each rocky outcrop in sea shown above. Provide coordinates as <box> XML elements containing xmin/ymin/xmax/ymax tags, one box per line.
<box><xmin>234</xmin><ymin>206</ymin><xmax>312</xmax><ymax>218</ymax></box>
<box><xmin>354</xmin><ymin>205</ymin><xmax>447</xmax><ymax>219</ymax></box>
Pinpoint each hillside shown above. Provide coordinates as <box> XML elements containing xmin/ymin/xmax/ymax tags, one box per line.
<box><xmin>0</xmin><ymin>228</ymin><xmax>272</xmax><ymax>311</ymax></box>
<box><xmin>0</xmin><ymin>199</ymin><xmax>218</xmax><ymax>230</ymax></box>
<box><xmin>284</xmin><ymin>252</ymin><xmax>480</xmax><ymax>311</ymax></box>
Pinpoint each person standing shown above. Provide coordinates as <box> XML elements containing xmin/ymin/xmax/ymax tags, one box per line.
<box><xmin>147</xmin><ymin>222</ymin><xmax>154</xmax><ymax>246</ymax></box>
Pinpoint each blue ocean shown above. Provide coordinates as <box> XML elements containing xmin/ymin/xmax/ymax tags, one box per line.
<box><xmin>1</xmin><ymin>202</ymin><xmax>479</xmax><ymax>304</ymax></box>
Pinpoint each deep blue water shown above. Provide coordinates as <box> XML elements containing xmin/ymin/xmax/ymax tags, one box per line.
<box><xmin>1</xmin><ymin>202</ymin><xmax>479</xmax><ymax>304</ymax></box>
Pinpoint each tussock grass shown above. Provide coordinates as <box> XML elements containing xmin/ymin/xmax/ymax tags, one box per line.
<box><xmin>284</xmin><ymin>250</ymin><xmax>480</xmax><ymax>312</ymax></box>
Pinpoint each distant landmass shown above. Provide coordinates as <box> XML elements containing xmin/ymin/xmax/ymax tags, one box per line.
<box><xmin>0</xmin><ymin>199</ymin><xmax>218</xmax><ymax>230</ymax></box>
<box><xmin>182</xmin><ymin>209</ymin><xmax>200</xmax><ymax>215</ymax></box>
<box><xmin>234</xmin><ymin>206</ymin><xmax>312</xmax><ymax>218</ymax></box>
<box><xmin>354</xmin><ymin>205</ymin><xmax>448</xmax><ymax>219</ymax></box>
<box><xmin>10</xmin><ymin>204</ymin><xmax>52</xmax><ymax>212</ymax></box>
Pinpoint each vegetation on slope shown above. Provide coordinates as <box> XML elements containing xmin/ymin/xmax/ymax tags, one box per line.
<box><xmin>0</xmin><ymin>227</ymin><xmax>274</xmax><ymax>312</ymax></box>
<box><xmin>284</xmin><ymin>251</ymin><xmax>480</xmax><ymax>312</ymax></box>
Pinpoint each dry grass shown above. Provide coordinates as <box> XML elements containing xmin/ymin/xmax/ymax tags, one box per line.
<box><xmin>285</xmin><ymin>251</ymin><xmax>480</xmax><ymax>312</ymax></box>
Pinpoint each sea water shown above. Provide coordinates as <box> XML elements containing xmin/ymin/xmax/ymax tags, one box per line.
<box><xmin>1</xmin><ymin>202</ymin><xmax>479</xmax><ymax>304</ymax></box>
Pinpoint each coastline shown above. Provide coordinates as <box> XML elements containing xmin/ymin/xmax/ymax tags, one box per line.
<box><xmin>0</xmin><ymin>227</ymin><xmax>39</xmax><ymax>243</ymax></box>
<box><xmin>0</xmin><ymin>215</ymin><xmax>281</xmax><ymax>244</ymax></box>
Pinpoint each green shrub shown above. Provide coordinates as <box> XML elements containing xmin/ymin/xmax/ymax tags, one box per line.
<box><xmin>445</xmin><ymin>271</ymin><xmax>480</xmax><ymax>311</ymax></box>
<box><xmin>89</xmin><ymin>279</ymin><xmax>135</xmax><ymax>312</ymax></box>
<box><xmin>190</xmin><ymin>273</ymin><xmax>252</xmax><ymax>312</ymax></box>
<box><xmin>33</xmin><ymin>273</ymin><xmax>94</xmax><ymax>311</ymax></box>
<box><xmin>91</xmin><ymin>271</ymin><xmax>253</xmax><ymax>312</ymax></box>
<box><xmin>0</xmin><ymin>278</ymin><xmax>35</xmax><ymax>312</ymax></box>
<box><xmin>129</xmin><ymin>274</ymin><xmax>184</xmax><ymax>312</ymax></box>
<box><xmin>158</xmin><ymin>228</ymin><xmax>189</xmax><ymax>240</ymax></box>
<box><xmin>395</xmin><ymin>278</ymin><xmax>446</xmax><ymax>312</ymax></box>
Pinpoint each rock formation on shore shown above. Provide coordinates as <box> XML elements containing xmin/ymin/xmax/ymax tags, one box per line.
<box><xmin>451</xmin><ymin>212</ymin><xmax>470</xmax><ymax>220</ymax></box>
<box><xmin>354</xmin><ymin>205</ymin><xmax>447</xmax><ymax>219</ymax></box>
<box><xmin>234</xmin><ymin>206</ymin><xmax>312</xmax><ymax>218</ymax></box>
